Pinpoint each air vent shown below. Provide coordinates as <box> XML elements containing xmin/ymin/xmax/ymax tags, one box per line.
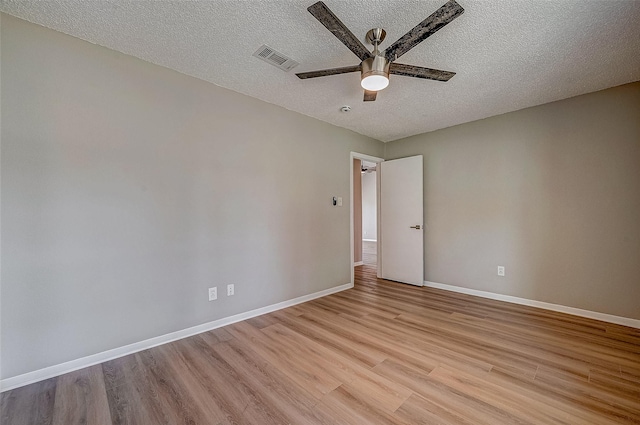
<box><xmin>253</xmin><ymin>45</ymin><xmax>299</xmax><ymax>72</ymax></box>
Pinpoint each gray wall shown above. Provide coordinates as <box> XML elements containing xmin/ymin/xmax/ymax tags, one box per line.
<box><xmin>385</xmin><ymin>82</ymin><xmax>640</xmax><ymax>320</ymax></box>
<box><xmin>0</xmin><ymin>14</ymin><xmax>383</xmax><ymax>379</ymax></box>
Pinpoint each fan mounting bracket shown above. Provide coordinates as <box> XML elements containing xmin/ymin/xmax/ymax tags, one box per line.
<box><xmin>365</xmin><ymin>28</ymin><xmax>386</xmax><ymax>45</ymax></box>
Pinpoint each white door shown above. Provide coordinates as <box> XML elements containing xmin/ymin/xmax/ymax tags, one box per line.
<box><xmin>379</xmin><ymin>155</ymin><xmax>424</xmax><ymax>286</ymax></box>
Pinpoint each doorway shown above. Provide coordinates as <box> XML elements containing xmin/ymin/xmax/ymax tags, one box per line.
<box><xmin>361</xmin><ymin>161</ymin><xmax>377</xmax><ymax>267</ymax></box>
<box><xmin>350</xmin><ymin>152</ymin><xmax>383</xmax><ymax>286</ymax></box>
<box><xmin>350</xmin><ymin>153</ymin><xmax>425</xmax><ymax>288</ymax></box>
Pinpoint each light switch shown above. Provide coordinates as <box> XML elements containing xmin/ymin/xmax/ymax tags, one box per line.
<box><xmin>337</xmin><ymin>197</ymin><xmax>343</xmax><ymax>207</ymax></box>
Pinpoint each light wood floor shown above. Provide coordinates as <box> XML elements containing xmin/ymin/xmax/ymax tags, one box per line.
<box><xmin>2</xmin><ymin>265</ymin><xmax>639</xmax><ymax>424</ymax></box>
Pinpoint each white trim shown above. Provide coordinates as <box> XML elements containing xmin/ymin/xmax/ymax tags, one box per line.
<box><xmin>0</xmin><ymin>282</ymin><xmax>353</xmax><ymax>392</ymax></box>
<box><xmin>424</xmin><ymin>281</ymin><xmax>640</xmax><ymax>329</ymax></box>
<box><xmin>376</xmin><ymin>163</ymin><xmax>382</xmax><ymax>279</ymax></box>
<box><xmin>363</xmin><ymin>239</ymin><xmax>377</xmax><ymax>242</ymax></box>
<box><xmin>353</xmin><ymin>261</ymin><xmax>364</xmax><ymax>266</ymax></box>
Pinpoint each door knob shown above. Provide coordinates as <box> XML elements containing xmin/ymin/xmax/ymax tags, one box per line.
<box><xmin>409</xmin><ymin>225</ymin><xmax>421</xmax><ymax>230</ymax></box>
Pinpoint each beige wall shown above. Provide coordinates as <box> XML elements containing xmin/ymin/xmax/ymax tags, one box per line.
<box><xmin>353</xmin><ymin>159</ymin><xmax>363</xmax><ymax>263</ymax></box>
<box><xmin>385</xmin><ymin>82</ymin><xmax>640</xmax><ymax>320</ymax></box>
<box><xmin>0</xmin><ymin>14</ymin><xmax>383</xmax><ymax>379</ymax></box>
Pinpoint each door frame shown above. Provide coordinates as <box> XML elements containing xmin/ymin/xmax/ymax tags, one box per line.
<box><xmin>350</xmin><ymin>152</ymin><xmax>384</xmax><ymax>287</ymax></box>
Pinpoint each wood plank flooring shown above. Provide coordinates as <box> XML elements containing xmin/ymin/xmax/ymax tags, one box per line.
<box><xmin>2</xmin><ymin>264</ymin><xmax>639</xmax><ymax>424</ymax></box>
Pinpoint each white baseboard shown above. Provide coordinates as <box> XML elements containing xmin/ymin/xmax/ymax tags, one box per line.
<box><xmin>353</xmin><ymin>261</ymin><xmax>364</xmax><ymax>266</ymax></box>
<box><xmin>0</xmin><ymin>282</ymin><xmax>353</xmax><ymax>392</ymax></box>
<box><xmin>424</xmin><ymin>281</ymin><xmax>640</xmax><ymax>329</ymax></box>
<box><xmin>363</xmin><ymin>239</ymin><xmax>377</xmax><ymax>242</ymax></box>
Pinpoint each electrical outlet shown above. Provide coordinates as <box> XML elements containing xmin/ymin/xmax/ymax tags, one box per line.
<box><xmin>497</xmin><ymin>266</ymin><xmax>505</xmax><ymax>277</ymax></box>
<box><xmin>227</xmin><ymin>284</ymin><xmax>234</xmax><ymax>296</ymax></box>
<box><xmin>208</xmin><ymin>287</ymin><xmax>217</xmax><ymax>301</ymax></box>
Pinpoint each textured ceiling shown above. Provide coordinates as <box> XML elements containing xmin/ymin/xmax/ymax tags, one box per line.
<box><xmin>2</xmin><ymin>0</ymin><xmax>640</xmax><ymax>142</ymax></box>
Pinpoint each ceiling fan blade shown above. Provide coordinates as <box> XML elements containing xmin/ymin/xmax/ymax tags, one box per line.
<box><xmin>307</xmin><ymin>1</ymin><xmax>372</xmax><ymax>61</ymax></box>
<box><xmin>296</xmin><ymin>65</ymin><xmax>361</xmax><ymax>79</ymax></box>
<box><xmin>390</xmin><ymin>63</ymin><xmax>455</xmax><ymax>81</ymax></box>
<box><xmin>363</xmin><ymin>90</ymin><xmax>377</xmax><ymax>101</ymax></box>
<box><xmin>384</xmin><ymin>0</ymin><xmax>464</xmax><ymax>62</ymax></box>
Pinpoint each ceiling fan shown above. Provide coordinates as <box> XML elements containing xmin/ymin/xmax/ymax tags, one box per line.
<box><xmin>296</xmin><ymin>0</ymin><xmax>464</xmax><ymax>102</ymax></box>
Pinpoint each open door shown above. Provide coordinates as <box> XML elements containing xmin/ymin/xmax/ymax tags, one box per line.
<box><xmin>379</xmin><ymin>155</ymin><xmax>424</xmax><ymax>286</ymax></box>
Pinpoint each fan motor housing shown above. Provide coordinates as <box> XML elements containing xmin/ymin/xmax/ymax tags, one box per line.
<box><xmin>361</xmin><ymin>55</ymin><xmax>390</xmax><ymax>80</ymax></box>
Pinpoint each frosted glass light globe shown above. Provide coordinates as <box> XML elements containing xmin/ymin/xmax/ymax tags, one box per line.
<box><xmin>361</xmin><ymin>75</ymin><xmax>389</xmax><ymax>91</ymax></box>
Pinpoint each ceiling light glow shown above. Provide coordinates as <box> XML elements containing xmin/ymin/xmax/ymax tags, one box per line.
<box><xmin>361</xmin><ymin>75</ymin><xmax>389</xmax><ymax>91</ymax></box>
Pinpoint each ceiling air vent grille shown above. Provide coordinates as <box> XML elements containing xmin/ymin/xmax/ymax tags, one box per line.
<box><xmin>253</xmin><ymin>45</ymin><xmax>299</xmax><ymax>72</ymax></box>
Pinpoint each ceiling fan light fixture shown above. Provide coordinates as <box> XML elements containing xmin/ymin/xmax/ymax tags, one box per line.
<box><xmin>361</xmin><ymin>55</ymin><xmax>390</xmax><ymax>91</ymax></box>
<box><xmin>297</xmin><ymin>1</ymin><xmax>464</xmax><ymax>101</ymax></box>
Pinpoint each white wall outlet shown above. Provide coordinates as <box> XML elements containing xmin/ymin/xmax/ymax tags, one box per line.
<box><xmin>227</xmin><ymin>284</ymin><xmax>234</xmax><ymax>296</ymax></box>
<box><xmin>208</xmin><ymin>287</ymin><xmax>217</xmax><ymax>301</ymax></box>
<box><xmin>497</xmin><ymin>266</ymin><xmax>505</xmax><ymax>277</ymax></box>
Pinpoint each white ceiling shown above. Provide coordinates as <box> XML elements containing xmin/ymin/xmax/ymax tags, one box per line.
<box><xmin>2</xmin><ymin>0</ymin><xmax>640</xmax><ymax>142</ymax></box>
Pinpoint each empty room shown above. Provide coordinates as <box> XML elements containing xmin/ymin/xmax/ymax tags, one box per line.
<box><xmin>1</xmin><ymin>1</ymin><xmax>639</xmax><ymax>424</ymax></box>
